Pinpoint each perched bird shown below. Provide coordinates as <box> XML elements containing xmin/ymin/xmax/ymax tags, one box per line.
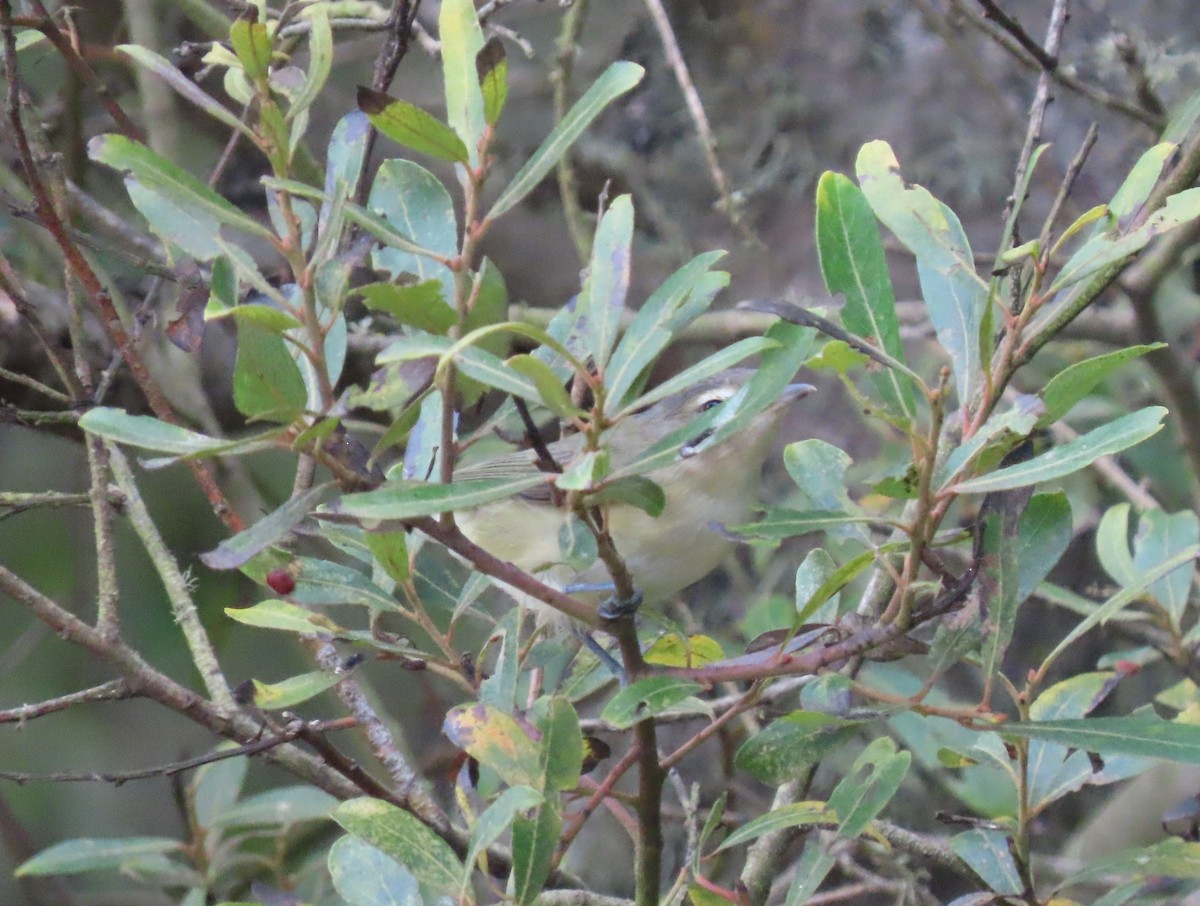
<box><xmin>455</xmin><ymin>368</ymin><xmax>814</xmax><ymax>624</ymax></box>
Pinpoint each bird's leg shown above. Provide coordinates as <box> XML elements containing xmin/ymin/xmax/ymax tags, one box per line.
<box><xmin>562</xmin><ymin>580</ymin><xmax>646</xmax><ymax>620</ymax></box>
<box><xmin>574</xmin><ymin>628</ymin><xmax>626</xmax><ymax>682</ymax></box>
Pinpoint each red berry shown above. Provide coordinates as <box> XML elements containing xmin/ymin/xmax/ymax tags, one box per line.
<box><xmin>266</xmin><ymin>568</ymin><xmax>296</xmax><ymax>595</ymax></box>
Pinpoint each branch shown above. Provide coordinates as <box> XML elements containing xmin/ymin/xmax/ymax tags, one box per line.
<box><xmin>0</xmin><ymin>680</ymin><xmax>135</xmax><ymax>724</ymax></box>
<box><xmin>0</xmin><ymin>717</ymin><xmax>357</xmax><ymax>784</ymax></box>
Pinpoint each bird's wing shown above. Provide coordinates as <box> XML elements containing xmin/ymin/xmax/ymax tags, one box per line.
<box><xmin>453</xmin><ymin>438</ymin><xmax>580</xmax><ymax>503</ymax></box>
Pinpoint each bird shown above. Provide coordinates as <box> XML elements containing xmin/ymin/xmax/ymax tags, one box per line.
<box><xmin>453</xmin><ymin>368</ymin><xmax>814</xmax><ymax>626</ymax></box>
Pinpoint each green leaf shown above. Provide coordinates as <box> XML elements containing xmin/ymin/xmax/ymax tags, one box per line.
<box><xmin>366</xmin><ymin>530</ymin><xmax>411</xmax><ymax>584</ymax></box>
<box><xmin>816</xmin><ymin>171</ymin><xmax>915</xmax><ymax>419</ymax></box>
<box><xmin>507</xmin><ymin>354</ymin><xmax>582</xmax><ymax>418</ymax></box>
<box><xmin>328</xmin><ymin>835</ymin><xmax>422</xmax><ymax>906</ymax></box>
<box><xmin>288</xmin><ymin>556</ymin><xmax>399</xmax><ymax>612</ymax></box>
<box><xmin>643</xmin><ymin>633</ymin><xmax>724</xmax><ymax>668</ymax></box>
<box><xmin>215</xmin><ymin>786</ymin><xmax>338</xmax><ymax>827</ymax></box>
<box><xmin>334</xmin><ymin>798</ymin><xmax>463</xmax><ymax>895</ymax></box>
<box><xmin>600</xmin><ymin>676</ymin><xmax>704</xmax><ymax>729</ymax></box>
<box><xmin>511</xmin><ymin>803</ymin><xmax>561</xmax><ymax>906</ymax></box>
<box><xmin>795</xmin><ymin>548</ymin><xmax>841</xmax><ymax>621</ymax></box>
<box><xmin>357</xmin><ymin>87</ymin><xmax>470</xmax><ymax>163</ymax></box>
<box><xmin>480</xmin><ymin>607</ymin><xmax>522</xmax><ymax>712</ymax></box>
<box><xmin>938</xmin><ymin>395</ymin><xmax>1044</xmax><ymax>489</ymax></box>
<box><xmin>728</xmin><ymin>509</ymin><xmax>867</xmax><ymax>541</ymax></box>
<box><xmin>1039</xmin><ymin>344</ymin><xmax>1164</xmax><ymax>426</ymax></box>
<box><xmin>489</xmin><ymin>62</ymin><xmax>645</xmax><ymax>220</ymax></box>
<box><xmin>855</xmin><ymin>141</ymin><xmax>986</xmax><ymax>405</ymax></box>
<box><xmin>224</xmin><ymin>599</ymin><xmax>343</xmax><ymax>635</ymax></box>
<box><xmin>289</xmin><ymin>3</ymin><xmax>331</xmax><ymax>122</ymax></box>
<box><xmin>735</xmin><ymin>712</ymin><xmax>862</xmax><ymax>785</ymax></box>
<box><xmin>443</xmin><ymin>703</ymin><xmax>541</xmax><ymax>788</ymax></box>
<box><xmin>206</xmin><ymin>302</ymin><xmax>303</xmax><ymax>333</ymax></box>
<box><xmin>951</xmin><ymin>829</ymin><xmax>1022</xmax><ymax>895</ymax></box>
<box><xmin>917</xmin><ymin>259</ymin><xmax>987</xmax><ymax>407</ymax></box>
<box><xmin>1050</xmin><ymin>187</ymin><xmax>1200</xmax><ymax>293</ymax></box>
<box><xmin>78</xmin><ymin>408</ymin><xmax>226</xmax><ymax>455</ymax></box>
<box><xmin>124</xmin><ymin>178</ymin><xmax>223</xmax><ymax>260</ymax></box>
<box><xmin>1134</xmin><ymin>508</ymin><xmax>1200</xmax><ymax>627</ymax></box>
<box><xmin>229</xmin><ymin>11</ymin><xmax>271</xmax><ymax>82</ymax></box>
<box><xmin>584</xmin><ymin>475</ymin><xmax>665</xmax><ymax>517</ymax></box>
<box><xmin>716</xmin><ymin>801</ymin><xmax>836</xmax><ymax>852</ymax></box>
<box><xmin>460</xmin><ymin>786</ymin><xmax>542</xmax><ymax>894</ymax></box>
<box><xmin>367</xmin><ymin>159</ymin><xmax>458</xmax><ymax>298</ymax></box>
<box><xmin>537</xmin><ymin>696</ymin><xmax>584</xmax><ymax>792</ymax></box>
<box><xmin>89</xmin><ymin>135</ymin><xmax>271</xmax><ymax>239</ymax></box>
<box><xmin>1045</xmin><ymin>544</ymin><xmax>1200</xmax><ymax>667</ymax></box>
<box><xmin>334</xmin><ymin>475</ymin><xmax>547</xmax><ymax>522</ymax></box>
<box><xmin>580</xmin><ymin>194</ymin><xmax>634</xmax><ymax>371</ymax></box>
<box><xmin>251</xmin><ymin>669</ymin><xmax>344</xmax><ymax>709</ymax></box>
<box><xmin>1026</xmin><ymin>672</ymin><xmax>1116</xmax><ymax>813</ymax></box>
<box><xmin>605</xmin><ymin>250</ymin><xmax>728</xmax><ymax>411</ymax></box>
<box><xmin>1109</xmin><ymin>143</ymin><xmax>1176</xmax><ymax>223</ymax></box>
<box><xmin>439</xmin><ymin>0</ymin><xmax>486</xmax><ymax>165</ymax></box>
<box><xmin>202</xmin><ymin>483</ymin><xmax>335</xmax><ymax>570</ymax></box>
<box><xmin>357</xmin><ymin>280</ymin><xmax>456</xmax><ymax>333</ymax></box>
<box><xmin>233</xmin><ymin>321</ymin><xmax>308</xmax><ymax>422</ymax></box>
<box><xmin>477</xmin><ymin>37</ymin><xmax>508</xmax><ymax>126</ymax></box>
<box><xmin>828</xmin><ymin>736</ymin><xmax>910</xmax><ymax>837</ymax></box>
<box><xmin>117</xmin><ymin>45</ymin><xmax>257</xmax><ymax>140</ymax></box>
<box><xmin>1097</xmin><ymin>503</ymin><xmax>1140</xmax><ymax>586</ymax></box>
<box><xmin>558</xmin><ymin>514</ymin><xmax>599</xmax><ymax>572</ymax></box>
<box><xmin>787</xmin><ymin>737</ymin><xmax>910</xmax><ymax>903</ymax></box>
<box><xmin>16</xmin><ymin>838</ymin><xmax>185</xmax><ymax>877</ymax></box>
<box><xmin>615</xmin><ymin>335</ymin><xmax>777</xmax><ymax>418</ymax></box>
<box><xmin>191</xmin><ymin>746</ymin><xmax>247</xmax><ymax>831</ymax></box>
<box><xmin>952</xmin><ymin>407</ymin><xmax>1167</xmax><ymax>494</ymax></box>
<box><xmin>1002</xmin><ymin>715</ymin><xmax>1200</xmax><ymax>764</ymax></box>
<box><xmin>1014</xmin><ymin>493</ymin><xmax>1072</xmax><ymax>604</ymax></box>
<box><xmin>555</xmin><ymin>449</ymin><xmax>610</xmax><ymax>492</ymax></box>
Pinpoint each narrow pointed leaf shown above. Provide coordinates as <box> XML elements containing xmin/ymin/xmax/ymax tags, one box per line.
<box><xmin>358</xmin><ymin>87</ymin><xmax>469</xmax><ymax>163</ymax></box>
<box><xmin>489</xmin><ymin>62</ymin><xmax>644</xmax><ymax>220</ymax></box>
<box><xmin>477</xmin><ymin>37</ymin><xmax>508</xmax><ymax>125</ymax></box>
<box><xmin>439</xmin><ymin>0</ymin><xmax>486</xmax><ymax>164</ymax></box>
<box><xmin>334</xmin><ymin>475</ymin><xmax>547</xmax><ymax>522</ymax></box>
<box><xmin>952</xmin><ymin>407</ymin><xmax>1167</xmax><ymax>494</ymax></box>
<box><xmin>333</xmin><ymin>798</ymin><xmax>463</xmax><ymax>895</ymax></box>
<box><xmin>1039</xmin><ymin>344</ymin><xmax>1163</xmax><ymax>426</ymax></box>
<box><xmin>288</xmin><ymin>4</ymin><xmax>332</xmax><ymax>121</ymax></box>
<box><xmin>117</xmin><ymin>45</ymin><xmax>257</xmax><ymax>139</ymax></box>
<box><xmin>816</xmin><ymin>171</ymin><xmax>915</xmax><ymax>418</ymax></box>
<box><xmin>89</xmin><ymin>135</ymin><xmax>272</xmax><ymax>239</ymax></box>
<box><xmin>580</xmin><ymin>194</ymin><xmax>633</xmax><ymax>371</ymax></box>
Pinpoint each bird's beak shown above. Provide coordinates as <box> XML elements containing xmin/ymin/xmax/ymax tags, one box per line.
<box><xmin>775</xmin><ymin>382</ymin><xmax>816</xmax><ymax>406</ymax></box>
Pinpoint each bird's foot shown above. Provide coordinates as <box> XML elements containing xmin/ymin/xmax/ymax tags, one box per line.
<box><xmin>598</xmin><ymin>589</ymin><xmax>644</xmax><ymax>621</ymax></box>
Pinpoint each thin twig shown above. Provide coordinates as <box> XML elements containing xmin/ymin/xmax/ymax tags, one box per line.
<box><xmin>1038</xmin><ymin>121</ymin><xmax>1099</xmax><ymax>251</ymax></box>
<box><xmin>311</xmin><ymin>641</ymin><xmax>448</xmax><ymax>830</ymax></box>
<box><xmin>641</xmin><ymin>0</ymin><xmax>756</xmax><ymax>244</ymax></box>
<box><xmin>551</xmin><ymin>0</ymin><xmax>593</xmax><ymax>265</ymax></box>
<box><xmin>0</xmin><ymin>680</ymin><xmax>135</xmax><ymax>724</ymax></box>
<box><xmin>974</xmin><ymin>0</ymin><xmax>1057</xmax><ymax>71</ymax></box>
<box><xmin>997</xmin><ymin>0</ymin><xmax>1072</xmax><ymax>257</ymax></box>
<box><xmin>0</xmin><ymin>718</ymin><xmax>357</xmax><ymax>784</ymax></box>
<box><xmin>107</xmin><ymin>446</ymin><xmax>236</xmax><ymax>709</ymax></box>
<box><xmin>949</xmin><ymin>0</ymin><xmax>1164</xmax><ymax>130</ymax></box>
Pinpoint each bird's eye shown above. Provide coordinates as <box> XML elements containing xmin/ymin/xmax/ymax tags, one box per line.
<box><xmin>700</xmin><ymin>398</ymin><xmax>722</xmax><ymax>412</ymax></box>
